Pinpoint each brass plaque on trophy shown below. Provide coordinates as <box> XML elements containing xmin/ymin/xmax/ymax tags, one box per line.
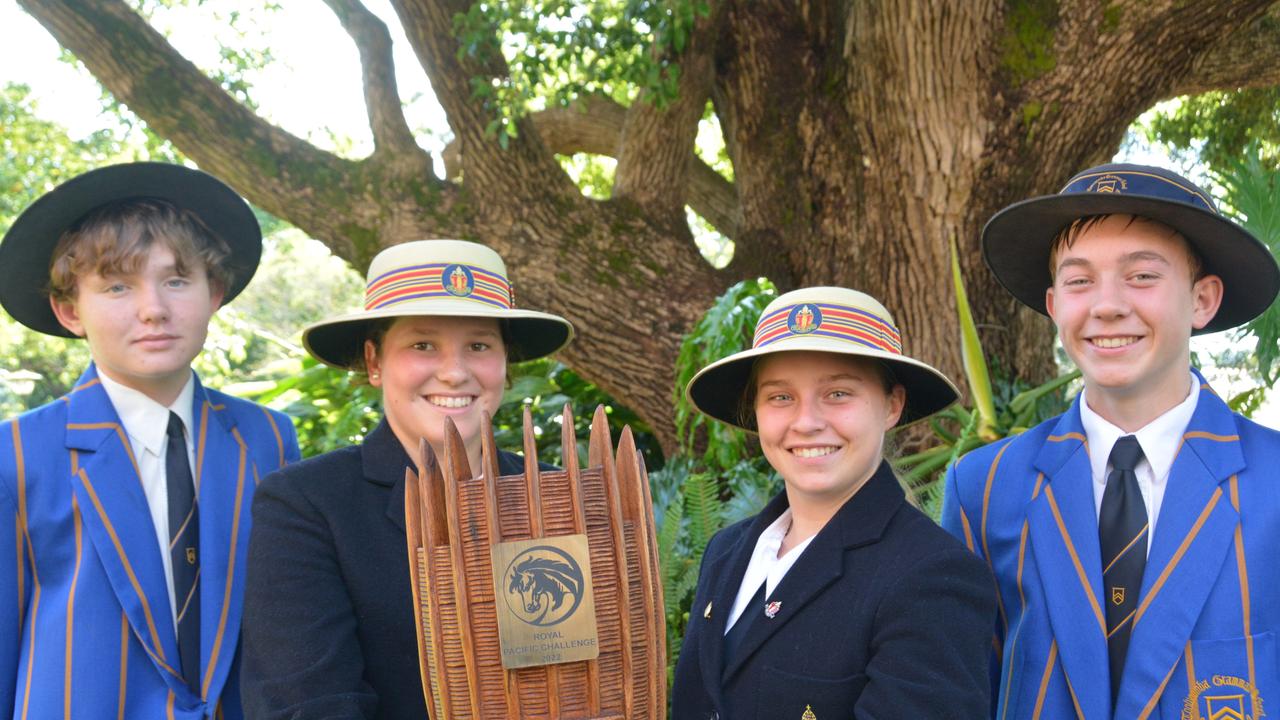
<box><xmin>491</xmin><ymin>534</ymin><xmax>599</xmax><ymax>668</ymax></box>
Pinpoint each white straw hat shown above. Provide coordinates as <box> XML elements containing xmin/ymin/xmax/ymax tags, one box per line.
<box><xmin>685</xmin><ymin>287</ymin><xmax>959</xmax><ymax>430</ymax></box>
<box><xmin>303</xmin><ymin>240</ymin><xmax>573</xmax><ymax>368</ymax></box>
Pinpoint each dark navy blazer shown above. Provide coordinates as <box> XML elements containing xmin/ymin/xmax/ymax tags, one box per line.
<box><xmin>241</xmin><ymin>418</ymin><xmax>528</xmax><ymax>719</ymax></box>
<box><xmin>671</xmin><ymin>460</ymin><xmax>995</xmax><ymax>719</ymax></box>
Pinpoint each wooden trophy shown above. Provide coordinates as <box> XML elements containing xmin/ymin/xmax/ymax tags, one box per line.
<box><xmin>404</xmin><ymin>405</ymin><xmax>666</xmax><ymax>719</ymax></box>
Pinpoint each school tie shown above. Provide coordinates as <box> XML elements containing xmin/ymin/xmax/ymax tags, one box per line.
<box><xmin>1099</xmin><ymin>435</ymin><xmax>1147</xmax><ymax>702</ymax></box>
<box><xmin>166</xmin><ymin>412</ymin><xmax>201</xmax><ymax>695</ymax></box>
<box><xmin>722</xmin><ymin>581</ymin><xmax>767</xmax><ymax>672</ymax></box>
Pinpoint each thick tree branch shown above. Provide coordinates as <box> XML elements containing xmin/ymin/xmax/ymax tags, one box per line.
<box><xmin>613</xmin><ymin>5</ymin><xmax>722</xmax><ymax>222</ymax></box>
<box><xmin>389</xmin><ymin>0</ymin><xmax>578</xmax><ymax>203</ymax></box>
<box><xmin>443</xmin><ymin>96</ymin><xmax>742</xmax><ymax>239</ymax></box>
<box><xmin>19</xmin><ymin>0</ymin><xmax>461</xmax><ymax>266</ymax></box>
<box><xmin>322</xmin><ymin>0</ymin><xmax>421</xmax><ymax>158</ymax></box>
<box><xmin>1175</xmin><ymin>3</ymin><xmax>1280</xmax><ymax>96</ymax></box>
<box><xmin>986</xmin><ymin>0</ymin><xmax>1278</xmax><ymax>204</ymax></box>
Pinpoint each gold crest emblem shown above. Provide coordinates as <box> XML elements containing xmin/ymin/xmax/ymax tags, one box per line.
<box><xmin>1111</xmin><ymin>586</ymin><xmax>1125</xmax><ymax>606</ymax></box>
<box><xmin>1181</xmin><ymin>674</ymin><xmax>1263</xmax><ymax>720</ymax></box>
<box><xmin>1087</xmin><ymin>174</ymin><xmax>1127</xmax><ymax>194</ymax></box>
<box><xmin>186</xmin><ymin>547</ymin><xmax>197</xmax><ymax>565</ymax></box>
<box><xmin>801</xmin><ymin>704</ymin><xmax>817</xmax><ymax>720</ymax></box>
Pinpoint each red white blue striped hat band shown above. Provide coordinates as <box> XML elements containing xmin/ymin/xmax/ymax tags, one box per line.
<box><xmin>303</xmin><ymin>239</ymin><xmax>574</xmax><ymax>369</ymax></box>
<box><xmin>685</xmin><ymin>287</ymin><xmax>960</xmax><ymax>431</ymax></box>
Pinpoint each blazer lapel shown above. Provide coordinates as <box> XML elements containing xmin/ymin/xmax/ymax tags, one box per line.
<box><xmin>699</xmin><ymin>494</ymin><xmax>786</xmax><ymax>704</ymax></box>
<box><xmin>1026</xmin><ymin>401</ymin><xmax>1111</xmax><ymax>720</ymax></box>
<box><xmin>1114</xmin><ymin>379</ymin><xmax>1242</xmax><ymax>718</ymax></box>
<box><xmin>363</xmin><ymin>420</ymin><xmax>415</xmax><ymax>532</ymax></box>
<box><xmin>720</xmin><ymin>462</ymin><xmax>902</xmax><ymax>683</ymax></box>
<box><xmin>191</xmin><ymin>378</ymin><xmax>256</xmax><ymax>703</ymax></box>
<box><xmin>64</xmin><ymin>365</ymin><xmax>185</xmax><ymax>691</ymax></box>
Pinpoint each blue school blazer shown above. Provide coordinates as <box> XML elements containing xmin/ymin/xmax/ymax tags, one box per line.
<box><xmin>943</xmin><ymin>369</ymin><xmax>1280</xmax><ymax>720</ymax></box>
<box><xmin>0</xmin><ymin>363</ymin><xmax>298</xmax><ymax>719</ymax></box>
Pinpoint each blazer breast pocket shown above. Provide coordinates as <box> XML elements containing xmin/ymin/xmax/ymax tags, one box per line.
<box><xmin>1159</xmin><ymin>631</ymin><xmax>1277</xmax><ymax>720</ymax></box>
<box><xmin>755</xmin><ymin>665</ymin><xmax>867</xmax><ymax>719</ymax></box>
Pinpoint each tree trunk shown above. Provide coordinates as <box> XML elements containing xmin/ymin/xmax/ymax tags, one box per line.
<box><xmin>16</xmin><ymin>0</ymin><xmax>1280</xmax><ymax>455</ymax></box>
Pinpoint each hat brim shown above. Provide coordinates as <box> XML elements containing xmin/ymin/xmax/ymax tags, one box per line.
<box><xmin>302</xmin><ymin>306</ymin><xmax>574</xmax><ymax>369</ymax></box>
<box><xmin>0</xmin><ymin>162</ymin><xmax>262</xmax><ymax>337</ymax></box>
<box><xmin>685</xmin><ymin>342</ymin><xmax>960</xmax><ymax>432</ymax></box>
<box><xmin>982</xmin><ymin>194</ymin><xmax>1280</xmax><ymax>334</ymax></box>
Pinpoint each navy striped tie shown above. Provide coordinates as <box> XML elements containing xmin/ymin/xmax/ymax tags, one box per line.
<box><xmin>166</xmin><ymin>412</ymin><xmax>201</xmax><ymax>695</ymax></box>
<box><xmin>1099</xmin><ymin>435</ymin><xmax>1146</xmax><ymax>702</ymax></box>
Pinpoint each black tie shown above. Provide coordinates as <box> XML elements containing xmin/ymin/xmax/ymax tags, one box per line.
<box><xmin>166</xmin><ymin>412</ymin><xmax>201</xmax><ymax>695</ymax></box>
<box><xmin>1099</xmin><ymin>435</ymin><xmax>1147</xmax><ymax>702</ymax></box>
<box><xmin>723</xmin><ymin>582</ymin><xmax>767</xmax><ymax>670</ymax></box>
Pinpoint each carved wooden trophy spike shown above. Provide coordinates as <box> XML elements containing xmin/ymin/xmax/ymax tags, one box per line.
<box><xmin>405</xmin><ymin>405</ymin><xmax>666</xmax><ymax>719</ymax></box>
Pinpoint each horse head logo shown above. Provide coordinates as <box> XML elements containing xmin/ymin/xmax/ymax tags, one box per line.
<box><xmin>503</xmin><ymin>546</ymin><xmax>585</xmax><ymax>627</ymax></box>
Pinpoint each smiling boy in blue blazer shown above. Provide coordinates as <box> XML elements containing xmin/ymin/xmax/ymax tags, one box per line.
<box><xmin>943</xmin><ymin>163</ymin><xmax>1280</xmax><ymax>720</ymax></box>
<box><xmin>0</xmin><ymin>163</ymin><xmax>299</xmax><ymax>718</ymax></box>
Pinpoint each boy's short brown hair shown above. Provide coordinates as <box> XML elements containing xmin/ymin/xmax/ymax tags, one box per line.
<box><xmin>1047</xmin><ymin>213</ymin><xmax>1205</xmax><ymax>283</ymax></box>
<box><xmin>47</xmin><ymin>198</ymin><xmax>234</xmax><ymax>303</ymax></box>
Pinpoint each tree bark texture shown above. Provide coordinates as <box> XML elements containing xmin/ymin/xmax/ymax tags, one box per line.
<box><xmin>17</xmin><ymin>0</ymin><xmax>1280</xmax><ymax>455</ymax></box>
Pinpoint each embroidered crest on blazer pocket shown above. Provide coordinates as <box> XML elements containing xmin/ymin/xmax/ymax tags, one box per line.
<box><xmin>1159</xmin><ymin>631</ymin><xmax>1276</xmax><ymax>720</ymax></box>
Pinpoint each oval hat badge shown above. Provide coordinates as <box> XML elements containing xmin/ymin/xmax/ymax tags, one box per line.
<box><xmin>787</xmin><ymin>303</ymin><xmax>822</xmax><ymax>334</ymax></box>
<box><xmin>443</xmin><ymin>263</ymin><xmax>475</xmax><ymax>297</ymax></box>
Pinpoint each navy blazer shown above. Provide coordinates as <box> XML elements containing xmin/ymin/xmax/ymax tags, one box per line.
<box><xmin>671</xmin><ymin>461</ymin><xmax>996</xmax><ymax>720</ymax></box>
<box><xmin>241</xmin><ymin>418</ymin><xmax>530</xmax><ymax>720</ymax></box>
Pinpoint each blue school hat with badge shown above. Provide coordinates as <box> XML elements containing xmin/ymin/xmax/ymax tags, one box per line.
<box><xmin>982</xmin><ymin>163</ymin><xmax>1279</xmax><ymax>334</ymax></box>
<box><xmin>0</xmin><ymin>162</ymin><xmax>262</xmax><ymax>337</ymax></box>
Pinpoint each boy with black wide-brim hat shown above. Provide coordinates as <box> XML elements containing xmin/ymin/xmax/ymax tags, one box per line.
<box><xmin>0</xmin><ymin>162</ymin><xmax>299</xmax><ymax>717</ymax></box>
<box><xmin>942</xmin><ymin>163</ymin><xmax>1280</xmax><ymax>719</ymax></box>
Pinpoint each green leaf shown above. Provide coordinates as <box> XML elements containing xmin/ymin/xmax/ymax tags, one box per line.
<box><xmin>949</xmin><ymin>234</ymin><xmax>998</xmax><ymax>440</ymax></box>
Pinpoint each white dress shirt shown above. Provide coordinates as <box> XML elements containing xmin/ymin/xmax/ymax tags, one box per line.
<box><xmin>1079</xmin><ymin>371</ymin><xmax>1199</xmax><ymax>557</ymax></box>
<box><xmin>724</xmin><ymin>508</ymin><xmax>816</xmax><ymax>633</ymax></box>
<box><xmin>98</xmin><ymin>371</ymin><xmax>197</xmax><ymax>630</ymax></box>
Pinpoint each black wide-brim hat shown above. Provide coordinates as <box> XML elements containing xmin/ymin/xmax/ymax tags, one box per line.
<box><xmin>983</xmin><ymin>163</ymin><xmax>1279</xmax><ymax>334</ymax></box>
<box><xmin>0</xmin><ymin>162</ymin><xmax>262</xmax><ymax>337</ymax></box>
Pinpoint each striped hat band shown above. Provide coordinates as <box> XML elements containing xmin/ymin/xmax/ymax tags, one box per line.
<box><xmin>364</xmin><ymin>262</ymin><xmax>512</xmax><ymax>311</ymax></box>
<box><xmin>753</xmin><ymin>302</ymin><xmax>903</xmax><ymax>355</ymax></box>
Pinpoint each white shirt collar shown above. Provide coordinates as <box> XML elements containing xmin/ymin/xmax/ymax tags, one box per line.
<box><xmin>98</xmin><ymin>371</ymin><xmax>197</xmax><ymax>457</ymax></box>
<box><xmin>724</xmin><ymin>507</ymin><xmax>818</xmax><ymax>632</ymax></box>
<box><xmin>1079</xmin><ymin>370</ymin><xmax>1199</xmax><ymax>482</ymax></box>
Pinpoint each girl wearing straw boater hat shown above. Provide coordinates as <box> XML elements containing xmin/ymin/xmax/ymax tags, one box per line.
<box><xmin>670</xmin><ymin>287</ymin><xmax>995</xmax><ymax>720</ymax></box>
<box><xmin>242</xmin><ymin>240</ymin><xmax>572</xmax><ymax>719</ymax></box>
